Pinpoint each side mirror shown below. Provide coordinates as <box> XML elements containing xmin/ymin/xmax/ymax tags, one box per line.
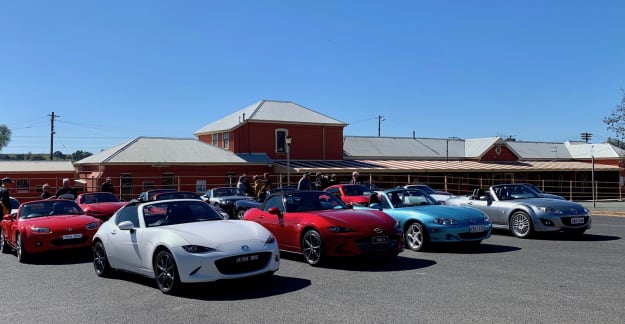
<box><xmin>369</xmin><ymin>203</ymin><xmax>382</xmax><ymax>210</ymax></box>
<box><xmin>118</xmin><ymin>220</ymin><xmax>135</xmax><ymax>231</ymax></box>
<box><xmin>3</xmin><ymin>214</ymin><xmax>12</xmax><ymax>221</ymax></box>
<box><xmin>268</xmin><ymin>207</ymin><xmax>281</xmax><ymax>215</ymax></box>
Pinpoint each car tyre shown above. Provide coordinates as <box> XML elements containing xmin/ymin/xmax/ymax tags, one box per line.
<box><xmin>154</xmin><ymin>250</ymin><xmax>181</xmax><ymax>294</ymax></box>
<box><xmin>0</xmin><ymin>229</ymin><xmax>11</xmax><ymax>254</ymax></box>
<box><xmin>92</xmin><ymin>240</ymin><xmax>113</xmax><ymax>277</ymax></box>
<box><xmin>509</xmin><ymin>211</ymin><xmax>533</xmax><ymax>238</ymax></box>
<box><xmin>302</xmin><ymin>229</ymin><xmax>324</xmax><ymax>266</ymax></box>
<box><xmin>405</xmin><ymin>222</ymin><xmax>428</xmax><ymax>251</ymax></box>
<box><xmin>16</xmin><ymin>233</ymin><xmax>29</xmax><ymax>263</ymax></box>
<box><xmin>236</xmin><ymin>208</ymin><xmax>246</xmax><ymax>220</ymax></box>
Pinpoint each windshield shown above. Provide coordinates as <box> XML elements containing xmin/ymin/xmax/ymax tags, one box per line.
<box><xmin>406</xmin><ymin>185</ymin><xmax>435</xmax><ymax>194</ymax></box>
<box><xmin>20</xmin><ymin>200</ymin><xmax>84</xmax><ymax>219</ymax></box>
<box><xmin>284</xmin><ymin>191</ymin><xmax>349</xmax><ymax>212</ymax></box>
<box><xmin>493</xmin><ymin>185</ymin><xmax>541</xmax><ymax>200</ymax></box>
<box><xmin>342</xmin><ymin>185</ymin><xmax>372</xmax><ymax>196</ymax></box>
<box><xmin>143</xmin><ymin>200</ymin><xmax>223</xmax><ymax>227</ymax></box>
<box><xmin>384</xmin><ymin>189</ymin><xmax>438</xmax><ymax>208</ymax></box>
<box><xmin>212</xmin><ymin>188</ymin><xmax>244</xmax><ymax>197</ymax></box>
<box><xmin>80</xmin><ymin>193</ymin><xmax>120</xmax><ymax>204</ymax></box>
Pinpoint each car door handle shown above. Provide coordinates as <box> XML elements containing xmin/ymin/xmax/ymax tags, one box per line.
<box><xmin>110</xmin><ymin>230</ymin><xmax>117</xmax><ymax>235</ymax></box>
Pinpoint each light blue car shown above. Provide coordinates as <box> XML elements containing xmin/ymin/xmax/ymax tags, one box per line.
<box><xmin>370</xmin><ymin>188</ymin><xmax>492</xmax><ymax>251</ymax></box>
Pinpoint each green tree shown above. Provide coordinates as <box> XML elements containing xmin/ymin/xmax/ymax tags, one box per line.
<box><xmin>71</xmin><ymin>150</ymin><xmax>93</xmax><ymax>161</ymax></box>
<box><xmin>0</xmin><ymin>124</ymin><xmax>11</xmax><ymax>151</ymax></box>
<box><xmin>53</xmin><ymin>151</ymin><xmax>64</xmax><ymax>160</ymax></box>
<box><xmin>603</xmin><ymin>89</ymin><xmax>625</xmax><ymax>144</ymax></box>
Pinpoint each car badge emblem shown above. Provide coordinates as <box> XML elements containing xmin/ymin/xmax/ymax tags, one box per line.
<box><xmin>66</xmin><ymin>227</ymin><xmax>73</xmax><ymax>232</ymax></box>
<box><xmin>241</xmin><ymin>245</ymin><xmax>250</xmax><ymax>251</ymax></box>
<box><xmin>373</xmin><ymin>228</ymin><xmax>383</xmax><ymax>234</ymax></box>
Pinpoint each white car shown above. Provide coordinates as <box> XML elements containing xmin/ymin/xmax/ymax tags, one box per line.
<box><xmin>91</xmin><ymin>199</ymin><xmax>280</xmax><ymax>294</ymax></box>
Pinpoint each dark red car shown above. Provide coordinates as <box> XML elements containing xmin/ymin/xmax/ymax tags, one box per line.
<box><xmin>244</xmin><ymin>190</ymin><xmax>403</xmax><ymax>265</ymax></box>
<box><xmin>0</xmin><ymin>199</ymin><xmax>102</xmax><ymax>263</ymax></box>
<box><xmin>324</xmin><ymin>184</ymin><xmax>373</xmax><ymax>206</ymax></box>
<box><xmin>76</xmin><ymin>192</ymin><xmax>127</xmax><ymax>221</ymax></box>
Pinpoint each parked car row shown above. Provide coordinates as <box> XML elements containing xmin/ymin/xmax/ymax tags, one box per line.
<box><xmin>0</xmin><ymin>182</ymin><xmax>592</xmax><ymax>296</ymax></box>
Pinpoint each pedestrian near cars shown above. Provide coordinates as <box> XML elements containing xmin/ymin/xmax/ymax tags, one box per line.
<box><xmin>41</xmin><ymin>183</ymin><xmax>53</xmax><ymax>199</ymax></box>
<box><xmin>55</xmin><ymin>178</ymin><xmax>78</xmax><ymax>199</ymax></box>
<box><xmin>314</xmin><ymin>172</ymin><xmax>329</xmax><ymax>190</ymax></box>
<box><xmin>328</xmin><ymin>174</ymin><xmax>339</xmax><ymax>186</ymax></box>
<box><xmin>253</xmin><ymin>175</ymin><xmax>264</xmax><ymax>199</ymax></box>
<box><xmin>297</xmin><ymin>172</ymin><xmax>312</xmax><ymax>190</ymax></box>
<box><xmin>349</xmin><ymin>171</ymin><xmax>362</xmax><ymax>184</ymax></box>
<box><xmin>1</xmin><ymin>177</ymin><xmax>13</xmax><ymax>215</ymax></box>
<box><xmin>101</xmin><ymin>177</ymin><xmax>115</xmax><ymax>194</ymax></box>
<box><xmin>262</xmin><ymin>172</ymin><xmax>272</xmax><ymax>192</ymax></box>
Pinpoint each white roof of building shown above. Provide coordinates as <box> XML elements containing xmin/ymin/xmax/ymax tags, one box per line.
<box><xmin>0</xmin><ymin>160</ymin><xmax>75</xmax><ymax>173</ymax></box>
<box><xmin>75</xmin><ymin>137</ymin><xmax>271</xmax><ymax>165</ymax></box>
<box><xmin>194</xmin><ymin>100</ymin><xmax>347</xmax><ymax>135</ymax></box>
<box><xmin>343</xmin><ymin>136</ymin><xmax>625</xmax><ymax>160</ymax></box>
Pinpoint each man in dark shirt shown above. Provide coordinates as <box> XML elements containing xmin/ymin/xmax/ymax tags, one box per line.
<box><xmin>1</xmin><ymin>177</ymin><xmax>13</xmax><ymax>215</ymax></box>
<box><xmin>55</xmin><ymin>178</ymin><xmax>78</xmax><ymax>199</ymax></box>
<box><xmin>101</xmin><ymin>177</ymin><xmax>114</xmax><ymax>193</ymax></box>
<box><xmin>297</xmin><ymin>172</ymin><xmax>312</xmax><ymax>190</ymax></box>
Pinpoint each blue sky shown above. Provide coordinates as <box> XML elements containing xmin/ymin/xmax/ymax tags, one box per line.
<box><xmin>1</xmin><ymin>1</ymin><xmax>624</xmax><ymax>154</ymax></box>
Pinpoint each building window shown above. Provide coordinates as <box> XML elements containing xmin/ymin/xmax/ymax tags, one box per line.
<box><xmin>142</xmin><ymin>181</ymin><xmax>155</xmax><ymax>191</ymax></box>
<box><xmin>276</xmin><ymin>129</ymin><xmax>287</xmax><ymax>153</ymax></box>
<box><xmin>120</xmin><ymin>173</ymin><xmax>133</xmax><ymax>201</ymax></box>
<box><xmin>196</xmin><ymin>180</ymin><xmax>206</xmax><ymax>193</ymax></box>
<box><xmin>223</xmin><ymin>132</ymin><xmax>229</xmax><ymax>149</ymax></box>
<box><xmin>212</xmin><ymin>133</ymin><xmax>218</xmax><ymax>146</ymax></box>
<box><xmin>163</xmin><ymin>173</ymin><xmax>177</xmax><ymax>189</ymax></box>
<box><xmin>16</xmin><ymin>179</ymin><xmax>29</xmax><ymax>194</ymax></box>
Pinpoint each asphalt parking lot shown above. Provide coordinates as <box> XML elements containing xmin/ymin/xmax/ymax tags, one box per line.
<box><xmin>1</xmin><ymin>214</ymin><xmax>624</xmax><ymax>324</ymax></box>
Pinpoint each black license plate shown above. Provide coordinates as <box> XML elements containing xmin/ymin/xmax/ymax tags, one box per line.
<box><xmin>235</xmin><ymin>254</ymin><xmax>259</xmax><ymax>263</ymax></box>
<box><xmin>372</xmin><ymin>236</ymin><xmax>388</xmax><ymax>244</ymax></box>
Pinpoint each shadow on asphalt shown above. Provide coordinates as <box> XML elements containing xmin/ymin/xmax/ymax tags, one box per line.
<box><xmin>491</xmin><ymin>228</ymin><xmax>620</xmax><ymax>242</ymax></box>
<box><xmin>98</xmin><ymin>271</ymin><xmax>312</xmax><ymax>301</ymax></box>
<box><xmin>279</xmin><ymin>251</ymin><xmax>437</xmax><ymax>272</ymax></box>
<box><xmin>15</xmin><ymin>247</ymin><xmax>92</xmax><ymax>265</ymax></box>
<box><xmin>421</xmin><ymin>242</ymin><xmax>521</xmax><ymax>254</ymax></box>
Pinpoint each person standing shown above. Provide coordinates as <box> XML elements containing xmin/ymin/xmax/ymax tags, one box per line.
<box><xmin>101</xmin><ymin>177</ymin><xmax>115</xmax><ymax>193</ymax></box>
<box><xmin>253</xmin><ymin>175</ymin><xmax>264</xmax><ymax>199</ymax></box>
<box><xmin>349</xmin><ymin>171</ymin><xmax>362</xmax><ymax>184</ymax></box>
<box><xmin>314</xmin><ymin>172</ymin><xmax>328</xmax><ymax>190</ymax></box>
<box><xmin>1</xmin><ymin>177</ymin><xmax>13</xmax><ymax>215</ymax></box>
<box><xmin>328</xmin><ymin>174</ymin><xmax>339</xmax><ymax>186</ymax></box>
<box><xmin>55</xmin><ymin>178</ymin><xmax>78</xmax><ymax>199</ymax></box>
<box><xmin>41</xmin><ymin>183</ymin><xmax>53</xmax><ymax>199</ymax></box>
<box><xmin>262</xmin><ymin>172</ymin><xmax>272</xmax><ymax>191</ymax></box>
<box><xmin>297</xmin><ymin>172</ymin><xmax>312</xmax><ymax>190</ymax></box>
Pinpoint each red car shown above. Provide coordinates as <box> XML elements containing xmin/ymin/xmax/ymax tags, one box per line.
<box><xmin>0</xmin><ymin>199</ymin><xmax>102</xmax><ymax>263</ymax></box>
<box><xmin>243</xmin><ymin>190</ymin><xmax>403</xmax><ymax>265</ymax></box>
<box><xmin>76</xmin><ymin>192</ymin><xmax>127</xmax><ymax>221</ymax></box>
<box><xmin>324</xmin><ymin>184</ymin><xmax>373</xmax><ymax>206</ymax></box>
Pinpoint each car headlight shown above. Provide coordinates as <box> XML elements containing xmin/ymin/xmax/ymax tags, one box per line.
<box><xmin>537</xmin><ymin>206</ymin><xmax>563</xmax><ymax>214</ymax></box>
<box><xmin>85</xmin><ymin>222</ymin><xmax>100</xmax><ymax>230</ymax></box>
<box><xmin>31</xmin><ymin>226</ymin><xmax>51</xmax><ymax>233</ymax></box>
<box><xmin>328</xmin><ymin>226</ymin><xmax>354</xmax><ymax>233</ymax></box>
<box><xmin>265</xmin><ymin>235</ymin><xmax>276</xmax><ymax>244</ymax></box>
<box><xmin>182</xmin><ymin>245</ymin><xmax>217</xmax><ymax>253</ymax></box>
<box><xmin>433</xmin><ymin>218</ymin><xmax>458</xmax><ymax>225</ymax></box>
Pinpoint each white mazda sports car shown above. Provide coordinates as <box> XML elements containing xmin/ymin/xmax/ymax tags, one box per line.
<box><xmin>92</xmin><ymin>199</ymin><xmax>280</xmax><ymax>294</ymax></box>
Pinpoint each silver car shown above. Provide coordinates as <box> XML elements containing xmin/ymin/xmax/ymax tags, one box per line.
<box><xmin>445</xmin><ymin>184</ymin><xmax>591</xmax><ymax>238</ymax></box>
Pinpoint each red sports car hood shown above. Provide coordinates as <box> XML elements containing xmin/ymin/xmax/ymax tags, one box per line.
<box><xmin>20</xmin><ymin>215</ymin><xmax>100</xmax><ymax>229</ymax></box>
<box><xmin>313</xmin><ymin>209</ymin><xmax>396</xmax><ymax>229</ymax></box>
<box><xmin>82</xmin><ymin>202</ymin><xmax>127</xmax><ymax>213</ymax></box>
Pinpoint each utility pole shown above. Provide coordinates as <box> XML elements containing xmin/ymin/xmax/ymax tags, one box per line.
<box><xmin>377</xmin><ymin>115</ymin><xmax>385</xmax><ymax>137</ymax></box>
<box><xmin>580</xmin><ymin>132</ymin><xmax>592</xmax><ymax>143</ymax></box>
<box><xmin>49</xmin><ymin>112</ymin><xmax>59</xmax><ymax>160</ymax></box>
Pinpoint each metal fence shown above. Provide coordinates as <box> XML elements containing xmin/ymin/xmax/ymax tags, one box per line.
<box><xmin>8</xmin><ymin>173</ymin><xmax>623</xmax><ymax>203</ymax></box>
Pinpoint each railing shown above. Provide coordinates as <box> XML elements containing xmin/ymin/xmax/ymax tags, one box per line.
<box><xmin>7</xmin><ymin>173</ymin><xmax>623</xmax><ymax>203</ymax></box>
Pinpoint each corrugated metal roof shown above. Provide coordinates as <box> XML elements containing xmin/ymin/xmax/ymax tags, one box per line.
<box><xmin>194</xmin><ymin>100</ymin><xmax>347</xmax><ymax>135</ymax></box>
<box><xmin>75</xmin><ymin>137</ymin><xmax>270</xmax><ymax>165</ymax></box>
<box><xmin>0</xmin><ymin>161</ymin><xmax>75</xmax><ymax>172</ymax></box>
<box><xmin>344</xmin><ymin>136</ymin><xmax>625</xmax><ymax>160</ymax></box>
<box><xmin>273</xmin><ymin>159</ymin><xmax>621</xmax><ymax>173</ymax></box>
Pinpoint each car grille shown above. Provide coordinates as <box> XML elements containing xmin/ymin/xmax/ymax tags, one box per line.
<box><xmin>458</xmin><ymin>231</ymin><xmax>489</xmax><ymax>240</ymax></box>
<box><xmin>355</xmin><ymin>235</ymin><xmax>401</xmax><ymax>252</ymax></box>
<box><xmin>50</xmin><ymin>237</ymin><xmax>89</xmax><ymax>246</ymax></box>
<box><xmin>561</xmin><ymin>216</ymin><xmax>590</xmax><ymax>226</ymax></box>
<box><xmin>215</xmin><ymin>252</ymin><xmax>272</xmax><ymax>275</ymax></box>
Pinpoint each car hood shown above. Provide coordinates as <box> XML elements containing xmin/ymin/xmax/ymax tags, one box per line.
<box><xmin>312</xmin><ymin>209</ymin><xmax>395</xmax><ymax>228</ymax></box>
<box><xmin>511</xmin><ymin>198</ymin><xmax>587</xmax><ymax>209</ymax></box>
<box><xmin>81</xmin><ymin>202</ymin><xmax>127</xmax><ymax>212</ymax></box>
<box><xmin>213</xmin><ymin>195</ymin><xmax>252</xmax><ymax>201</ymax></box>
<box><xmin>20</xmin><ymin>215</ymin><xmax>100</xmax><ymax>228</ymax></box>
<box><xmin>390</xmin><ymin>205</ymin><xmax>486</xmax><ymax>221</ymax></box>
<box><xmin>162</xmin><ymin>220</ymin><xmax>269</xmax><ymax>247</ymax></box>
